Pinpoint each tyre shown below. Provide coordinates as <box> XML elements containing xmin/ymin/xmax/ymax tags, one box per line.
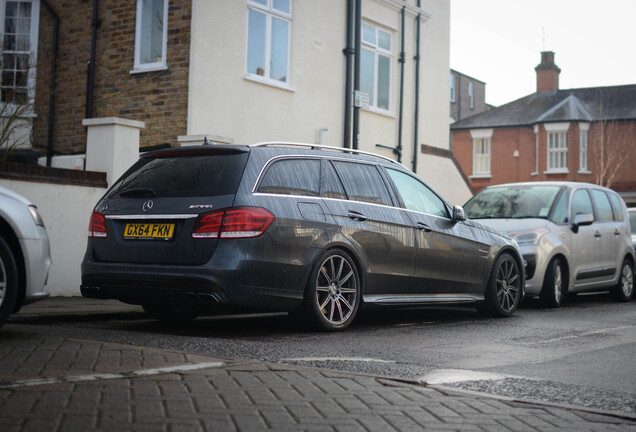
<box><xmin>142</xmin><ymin>304</ymin><xmax>200</xmax><ymax>323</ymax></box>
<box><xmin>540</xmin><ymin>258</ymin><xmax>564</xmax><ymax>308</ymax></box>
<box><xmin>0</xmin><ymin>235</ymin><xmax>19</xmax><ymax>328</ymax></box>
<box><xmin>609</xmin><ymin>259</ymin><xmax>634</xmax><ymax>302</ymax></box>
<box><xmin>477</xmin><ymin>252</ymin><xmax>521</xmax><ymax>317</ymax></box>
<box><xmin>302</xmin><ymin>249</ymin><xmax>361</xmax><ymax>331</ymax></box>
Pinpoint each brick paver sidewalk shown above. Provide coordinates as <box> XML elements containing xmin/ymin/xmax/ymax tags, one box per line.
<box><xmin>1</xmin><ymin>333</ymin><xmax>634</xmax><ymax>431</ymax></box>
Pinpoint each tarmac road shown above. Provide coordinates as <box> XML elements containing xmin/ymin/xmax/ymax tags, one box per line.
<box><xmin>8</xmin><ymin>292</ymin><xmax>636</xmax><ymax>423</ymax></box>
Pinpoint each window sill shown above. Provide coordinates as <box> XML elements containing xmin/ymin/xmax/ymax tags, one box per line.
<box><xmin>530</xmin><ymin>171</ymin><xmax>539</xmax><ymax>176</ymax></box>
<box><xmin>244</xmin><ymin>74</ymin><xmax>295</xmax><ymax>92</ymax></box>
<box><xmin>469</xmin><ymin>174</ymin><xmax>492</xmax><ymax>179</ymax></box>
<box><xmin>578</xmin><ymin>170</ymin><xmax>592</xmax><ymax>175</ymax></box>
<box><xmin>130</xmin><ymin>64</ymin><xmax>168</xmax><ymax>75</ymax></box>
<box><xmin>0</xmin><ymin>106</ymin><xmax>37</xmax><ymax>119</ymax></box>
<box><xmin>544</xmin><ymin>169</ymin><xmax>570</xmax><ymax>175</ymax></box>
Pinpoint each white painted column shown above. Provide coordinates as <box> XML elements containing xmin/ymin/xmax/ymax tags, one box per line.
<box><xmin>83</xmin><ymin>117</ymin><xmax>145</xmax><ymax>186</ymax></box>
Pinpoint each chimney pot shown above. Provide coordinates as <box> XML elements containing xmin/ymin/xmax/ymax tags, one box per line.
<box><xmin>535</xmin><ymin>51</ymin><xmax>561</xmax><ymax>94</ymax></box>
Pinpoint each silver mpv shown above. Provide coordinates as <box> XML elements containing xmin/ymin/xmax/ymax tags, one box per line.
<box><xmin>464</xmin><ymin>182</ymin><xmax>635</xmax><ymax>307</ymax></box>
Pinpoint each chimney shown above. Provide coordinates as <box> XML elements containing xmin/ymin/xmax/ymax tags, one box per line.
<box><xmin>535</xmin><ymin>51</ymin><xmax>561</xmax><ymax>94</ymax></box>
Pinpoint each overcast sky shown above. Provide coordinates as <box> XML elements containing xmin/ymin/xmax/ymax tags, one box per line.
<box><xmin>450</xmin><ymin>0</ymin><xmax>636</xmax><ymax>107</ymax></box>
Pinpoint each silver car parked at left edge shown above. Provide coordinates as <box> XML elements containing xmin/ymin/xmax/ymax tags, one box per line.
<box><xmin>0</xmin><ymin>186</ymin><xmax>51</xmax><ymax>327</ymax></box>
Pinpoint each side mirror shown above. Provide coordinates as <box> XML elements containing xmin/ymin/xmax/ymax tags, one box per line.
<box><xmin>571</xmin><ymin>213</ymin><xmax>594</xmax><ymax>233</ymax></box>
<box><xmin>452</xmin><ymin>205</ymin><xmax>466</xmax><ymax>222</ymax></box>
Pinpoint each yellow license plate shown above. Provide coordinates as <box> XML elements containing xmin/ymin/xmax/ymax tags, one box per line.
<box><xmin>124</xmin><ymin>223</ymin><xmax>175</xmax><ymax>240</ymax></box>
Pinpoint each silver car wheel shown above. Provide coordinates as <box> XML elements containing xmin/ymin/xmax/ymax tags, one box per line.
<box><xmin>495</xmin><ymin>255</ymin><xmax>520</xmax><ymax>314</ymax></box>
<box><xmin>620</xmin><ymin>262</ymin><xmax>633</xmax><ymax>297</ymax></box>
<box><xmin>315</xmin><ymin>254</ymin><xmax>358</xmax><ymax>326</ymax></box>
<box><xmin>0</xmin><ymin>255</ymin><xmax>5</xmax><ymax>306</ymax></box>
<box><xmin>553</xmin><ymin>263</ymin><xmax>563</xmax><ymax>304</ymax></box>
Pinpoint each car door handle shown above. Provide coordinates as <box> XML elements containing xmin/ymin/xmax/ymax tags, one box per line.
<box><xmin>614</xmin><ymin>229</ymin><xmax>621</xmax><ymax>236</ymax></box>
<box><xmin>594</xmin><ymin>231</ymin><xmax>602</xmax><ymax>238</ymax></box>
<box><xmin>417</xmin><ymin>222</ymin><xmax>432</xmax><ymax>232</ymax></box>
<box><xmin>347</xmin><ymin>211</ymin><xmax>367</xmax><ymax>222</ymax></box>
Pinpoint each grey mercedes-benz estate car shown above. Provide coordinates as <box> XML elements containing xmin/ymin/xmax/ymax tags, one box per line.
<box><xmin>465</xmin><ymin>182</ymin><xmax>635</xmax><ymax>308</ymax></box>
<box><xmin>81</xmin><ymin>143</ymin><xmax>525</xmax><ymax>330</ymax></box>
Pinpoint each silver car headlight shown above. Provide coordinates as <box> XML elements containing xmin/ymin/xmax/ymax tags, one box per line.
<box><xmin>509</xmin><ymin>227</ymin><xmax>549</xmax><ymax>246</ymax></box>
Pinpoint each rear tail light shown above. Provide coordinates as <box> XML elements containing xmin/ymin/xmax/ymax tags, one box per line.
<box><xmin>88</xmin><ymin>211</ymin><xmax>107</xmax><ymax>238</ymax></box>
<box><xmin>192</xmin><ymin>207</ymin><xmax>274</xmax><ymax>239</ymax></box>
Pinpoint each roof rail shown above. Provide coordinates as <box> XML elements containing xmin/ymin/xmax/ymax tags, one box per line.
<box><xmin>249</xmin><ymin>141</ymin><xmax>400</xmax><ymax>165</ymax></box>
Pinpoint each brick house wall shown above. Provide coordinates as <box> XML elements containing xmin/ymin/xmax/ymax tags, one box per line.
<box><xmin>34</xmin><ymin>0</ymin><xmax>191</xmax><ymax>156</ymax></box>
<box><xmin>450</xmin><ymin>70</ymin><xmax>490</xmax><ymax>123</ymax></box>
<box><xmin>453</xmin><ymin>120</ymin><xmax>636</xmax><ymax>195</ymax></box>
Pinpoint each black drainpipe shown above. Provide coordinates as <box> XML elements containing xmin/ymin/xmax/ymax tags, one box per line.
<box><xmin>352</xmin><ymin>0</ymin><xmax>361</xmax><ymax>150</ymax></box>
<box><xmin>396</xmin><ymin>5</ymin><xmax>405</xmax><ymax>164</ymax></box>
<box><xmin>343</xmin><ymin>0</ymin><xmax>354</xmax><ymax>149</ymax></box>
<box><xmin>85</xmin><ymin>0</ymin><xmax>99</xmax><ymax>119</ymax></box>
<box><xmin>456</xmin><ymin>73</ymin><xmax>462</xmax><ymax>121</ymax></box>
<box><xmin>412</xmin><ymin>5</ymin><xmax>421</xmax><ymax>173</ymax></box>
<box><xmin>40</xmin><ymin>0</ymin><xmax>59</xmax><ymax>167</ymax></box>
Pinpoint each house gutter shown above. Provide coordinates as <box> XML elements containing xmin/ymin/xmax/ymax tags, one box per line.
<box><xmin>412</xmin><ymin>7</ymin><xmax>421</xmax><ymax>173</ymax></box>
<box><xmin>85</xmin><ymin>0</ymin><xmax>99</xmax><ymax>119</ymax></box>
<box><xmin>40</xmin><ymin>0</ymin><xmax>59</xmax><ymax>167</ymax></box>
<box><xmin>343</xmin><ymin>0</ymin><xmax>355</xmax><ymax>149</ymax></box>
<box><xmin>352</xmin><ymin>0</ymin><xmax>361</xmax><ymax>150</ymax></box>
<box><xmin>395</xmin><ymin>5</ymin><xmax>405</xmax><ymax>164</ymax></box>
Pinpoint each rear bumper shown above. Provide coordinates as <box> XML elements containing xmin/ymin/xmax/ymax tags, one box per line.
<box><xmin>81</xmin><ymin>240</ymin><xmax>321</xmax><ymax>312</ymax></box>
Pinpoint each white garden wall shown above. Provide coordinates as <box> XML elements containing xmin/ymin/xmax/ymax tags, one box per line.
<box><xmin>1</xmin><ymin>178</ymin><xmax>106</xmax><ymax>296</ymax></box>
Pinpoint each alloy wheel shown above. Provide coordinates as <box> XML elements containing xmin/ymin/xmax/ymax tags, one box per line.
<box><xmin>620</xmin><ymin>262</ymin><xmax>634</xmax><ymax>298</ymax></box>
<box><xmin>0</xmin><ymin>256</ymin><xmax>5</xmax><ymax>306</ymax></box>
<box><xmin>315</xmin><ymin>254</ymin><xmax>358</xmax><ymax>326</ymax></box>
<box><xmin>495</xmin><ymin>256</ymin><xmax>520</xmax><ymax>314</ymax></box>
<box><xmin>553</xmin><ymin>262</ymin><xmax>563</xmax><ymax>305</ymax></box>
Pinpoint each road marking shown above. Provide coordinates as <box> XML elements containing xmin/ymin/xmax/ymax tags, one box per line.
<box><xmin>283</xmin><ymin>357</ymin><xmax>395</xmax><ymax>364</ymax></box>
<box><xmin>418</xmin><ymin>369</ymin><xmax>515</xmax><ymax>385</ymax></box>
<box><xmin>0</xmin><ymin>361</ymin><xmax>225</xmax><ymax>389</ymax></box>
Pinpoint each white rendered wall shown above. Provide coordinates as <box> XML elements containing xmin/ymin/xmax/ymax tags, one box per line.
<box><xmin>0</xmin><ymin>179</ymin><xmax>106</xmax><ymax>296</ymax></box>
<box><xmin>188</xmin><ymin>0</ymin><xmax>464</xmax><ymax>197</ymax></box>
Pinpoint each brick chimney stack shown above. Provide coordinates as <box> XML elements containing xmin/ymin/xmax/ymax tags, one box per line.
<box><xmin>535</xmin><ymin>51</ymin><xmax>561</xmax><ymax>94</ymax></box>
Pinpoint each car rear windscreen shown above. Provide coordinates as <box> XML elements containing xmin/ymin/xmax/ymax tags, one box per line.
<box><xmin>106</xmin><ymin>152</ymin><xmax>249</xmax><ymax>198</ymax></box>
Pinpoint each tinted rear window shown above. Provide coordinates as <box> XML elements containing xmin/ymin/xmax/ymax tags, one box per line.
<box><xmin>257</xmin><ymin>158</ymin><xmax>320</xmax><ymax>196</ymax></box>
<box><xmin>332</xmin><ymin>161</ymin><xmax>392</xmax><ymax>206</ymax></box>
<box><xmin>106</xmin><ymin>153</ymin><xmax>249</xmax><ymax>198</ymax></box>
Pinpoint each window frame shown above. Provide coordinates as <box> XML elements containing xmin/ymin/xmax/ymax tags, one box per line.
<box><xmin>360</xmin><ymin>22</ymin><xmax>392</xmax><ymax>113</ymax></box>
<box><xmin>450</xmin><ymin>73</ymin><xmax>455</xmax><ymax>103</ymax></box>
<box><xmin>245</xmin><ymin>0</ymin><xmax>292</xmax><ymax>88</ymax></box>
<box><xmin>469</xmin><ymin>129</ymin><xmax>493</xmax><ymax>178</ymax></box>
<box><xmin>468</xmin><ymin>82</ymin><xmax>474</xmax><ymax>110</ymax></box>
<box><xmin>0</xmin><ymin>0</ymin><xmax>40</xmax><ymax>107</ymax></box>
<box><xmin>132</xmin><ymin>0</ymin><xmax>169</xmax><ymax>74</ymax></box>
<box><xmin>578</xmin><ymin>122</ymin><xmax>590</xmax><ymax>174</ymax></box>
<box><xmin>544</xmin><ymin>123</ymin><xmax>569</xmax><ymax>174</ymax></box>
